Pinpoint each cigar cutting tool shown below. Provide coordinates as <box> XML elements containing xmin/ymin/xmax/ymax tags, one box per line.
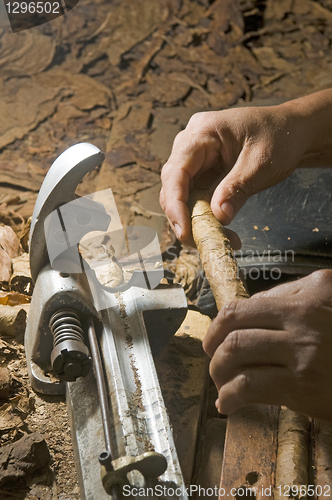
<box><xmin>25</xmin><ymin>143</ymin><xmax>188</xmax><ymax>499</ymax></box>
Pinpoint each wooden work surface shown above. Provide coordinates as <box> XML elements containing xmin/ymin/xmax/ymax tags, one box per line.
<box><xmin>220</xmin><ymin>405</ymin><xmax>280</xmax><ymax>500</ymax></box>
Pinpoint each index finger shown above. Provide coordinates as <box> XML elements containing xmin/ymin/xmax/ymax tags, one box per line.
<box><xmin>160</xmin><ymin>131</ymin><xmax>211</xmax><ymax>243</ymax></box>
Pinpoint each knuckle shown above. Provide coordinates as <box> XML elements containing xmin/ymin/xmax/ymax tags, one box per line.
<box><xmin>222</xmin><ymin>330</ymin><xmax>241</xmax><ymax>357</ymax></box>
<box><xmin>293</xmin><ymin>299</ymin><xmax>315</xmax><ymax>322</ymax></box>
<box><xmin>235</xmin><ymin>373</ymin><xmax>252</xmax><ymax>402</ymax></box>
<box><xmin>292</xmin><ymin>294</ymin><xmax>322</xmax><ymax>321</ymax></box>
<box><xmin>219</xmin><ymin>300</ymin><xmax>239</xmax><ymax>322</ymax></box>
<box><xmin>160</xmin><ymin>163</ymin><xmax>171</xmax><ymax>181</ymax></box>
<box><xmin>250</xmin><ymin>143</ymin><xmax>272</xmax><ymax>166</ymax></box>
<box><xmin>224</xmin><ymin>178</ymin><xmax>251</xmax><ymax>205</ymax></box>
<box><xmin>187</xmin><ymin>111</ymin><xmax>208</xmax><ymax>127</ymax></box>
<box><xmin>209</xmin><ymin>355</ymin><xmax>221</xmax><ymax>385</ymax></box>
<box><xmin>312</xmin><ymin>268</ymin><xmax>332</xmax><ymax>287</ymax></box>
<box><xmin>172</xmin><ymin>129</ymin><xmax>186</xmax><ymax>148</ymax></box>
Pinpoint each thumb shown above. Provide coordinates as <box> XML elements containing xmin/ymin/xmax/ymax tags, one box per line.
<box><xmin>210</xmin><ymin>157</ymin><xmax>255</xmax><ymax>225</ymax></box>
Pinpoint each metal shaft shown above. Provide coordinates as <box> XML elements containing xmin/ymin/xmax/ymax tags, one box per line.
<box><xmin>87</xmin><ymin>317</ymin><xmax>114</xmax><ymax>460</ymax></box>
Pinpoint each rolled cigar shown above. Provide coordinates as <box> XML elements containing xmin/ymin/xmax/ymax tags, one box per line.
<box><xmin>10</xmin><ymin>253</ymin><xmax>32</xmax><ymax>296</ymax></box>
<box><xmin>314</xmin><ymin>420</ymin><xmax>332</xmax><ymax>500</ymax></box>
<box><xmin>0</xmin><ymin>305</ymin><xmax>27</xmax><ymax>337</ymax></box>
<box><xmin>189</xmin><ymin>190</ymin><xmax>248</xmax><ymax>309</ymax></box>
<box><xmin>275</xmin><ymin>408</ymin><xmax>310</xmax><ymax>500</ymax></box>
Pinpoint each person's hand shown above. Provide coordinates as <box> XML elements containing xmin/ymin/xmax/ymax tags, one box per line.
<box><xmin>160</xmin><ymin>90</ymin><xmax>332</xmax><ymax>245</ymax></box>
<box><xmin>203</xmin><ymin>270</ymin><xmax>332</xmax><ymax>422</ymax></box>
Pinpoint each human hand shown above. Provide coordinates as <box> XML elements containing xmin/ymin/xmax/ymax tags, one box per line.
<box><xmin>160</xmin><ymin>91</ymin><xmax>332</xmax><ymax>245</ymax></box>
<box><xmin>202</xmin><ymin>270</ymin><xmax>332</xmax><ymax>422</ymax></box>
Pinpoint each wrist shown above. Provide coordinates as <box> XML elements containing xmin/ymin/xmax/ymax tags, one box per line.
<box><xmin>278</xmin><ymin>90</ymin><xmax>332</xmax><ymax>165</ymax></box>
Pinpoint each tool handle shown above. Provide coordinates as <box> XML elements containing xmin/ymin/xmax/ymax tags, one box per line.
<box><xmin>189</xmin><ymin>190</ymin><xmax>249</xmax><ymax>310</ymax></box>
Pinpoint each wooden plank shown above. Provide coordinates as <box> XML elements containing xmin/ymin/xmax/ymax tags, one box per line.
<box><xmin>220</xmin><ymin>405</ymin><xmax>280</xmax><ymax>500</ymax></box>
<box><xmin>195</xmin><ymin>418</ymin><xmax>227</xmax><ymax>499</ymax></box>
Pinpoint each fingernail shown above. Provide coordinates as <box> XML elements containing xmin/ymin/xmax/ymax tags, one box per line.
<box><xmin>174</xmin><ymin>223</ymin><xmax>182</xmax><ymax>240</ymax></box>
<box><xmin>215</xmin><ymin>399</ymin><xmax>221</xmax><ymax>413</ymax></box>
<box><xmin>221</xmin><ymin>201</ymin><xmax>234</xmax><ymax>223</ymax></box>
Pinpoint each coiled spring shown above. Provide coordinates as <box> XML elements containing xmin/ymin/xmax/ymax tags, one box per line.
<box><xmin>49</xmin><ymin>309</ymin><xmax>85</xmax><ymax>347</ymax></box>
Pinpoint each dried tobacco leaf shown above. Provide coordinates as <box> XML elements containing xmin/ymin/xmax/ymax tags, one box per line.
<box><xmin>0</xmin><ymin>403</ymin><xmax>23</xmax><ymax>431</ymax></box>
<box><xmin>0</xmin><ymin>158</ymin><xmax>44</xmax><ymax>192</ymax></box>
<box><xmin>96</xmin><ymin>162</ymin><xmax>160</xmax><ymax>196</ymax></box>
<box><xmin>207</xmin><ymin>0</ymin><xmax>244</xmax><ymax>35</ymax></box>
<box><xmin>252</xmin><ymin>46</ymin><xmax>296</xmax><ymax>72</ymax></box>
<box><xmin>107</xmin><ymin>101</ymin><xmax>153</xmax><ymax>151</ymax></box>
<box><xmin>10</xmin><ymin>254</ymin><xmax>32</xmax><ymax>296</ymax></box>
<box><xmin>0</xmin><ymin>77</ymin><xmax>66</xmax><ymax>150</ymax></box>
<box><xmin>0</xmin><ymin>367</ymin><xmax>11</xmax><ymax>400</ymax></box>
<box><xmin>105</xmin><ymin>0</ymin><xmax>164</xmax><ymax>62</ymax></box>
<box><xmin>146</xmin><ymin>73</ymin><xmax>191</xmax><ymax>106</ymax></box>
<box><xmin>0</xmin><ymin>305</ymin><xmax>27</xmax><ymax>337</ymax></box>
<box><xmin>0</xmin><ymin>291</ymin><xmax>30</xmax><ymax>306</ymax></box>
<box><xmin>0</xmin><ymin>30</ymin><xmax>55</xmax><ymax>78</ymax></box>
<box><xmin>179</xmin><ymin>0</ymin><xmax>207</xmax><ymax>26</ymax></box>
<box><xmin>0</xmin><ymin>249</ymin><xmax>11</xmax><ymax>284</ymax></box>
<box><xmin>34</xmin><ymin>68</ymin><xmax>113</xmax><ymax>111</ymax></box>
<box><xmin>83</xmin><ymin>0</ymin><xmax>164</xmax><ymax>67</ymax></box>
<box><xmin>265</xmin><ymin>0</ymin><xmax>332</xmax><ymax>23</ymax></box>
<box><xmin>0</xmin><ymin>225</ymin><xmax>22</xmax><ymax>260</ymax></box>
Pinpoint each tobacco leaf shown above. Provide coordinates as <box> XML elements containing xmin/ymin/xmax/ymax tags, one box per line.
<box><xmin>34</xmin><ymin>68</ymin><xmax>113</xmax><ymax>111</ymax></box>
<box><xmin>0</xmin><ymin>249</ymin><xmax>11</xmax><ymax>284</ymax></box>
<box><xmin>0</xmin><ymin>211</ymin><xmax>25</xmax><ymax>238</ymax></box>
<box><xmin>207</xmin><ymin>0</ymin><xmax>244</xmax><ymax>36</ymax></box>
<box><xmin>0</xmin><ymin>367</ymin><xmax>11</xmax><ymax>400</ymax></box>
<box><xmin>0</xmin><ymin>30</ymin><xmax>56</xmax><ymax>79</ymax></box>
<box><xmin>19</xmin><ymin>218</ymin><xmax>31</xmax><ymax>253</ymax></box>
<box><xmin>0</xmin><ymin>157</ymin><xmax>44</xmax><ymax>192</ymax></box>
<box><xmin>0</xmin><ymin>403</ymin><xmax>23</xmax><ymax>431</ymax></box>
<box><xmin>252</xmin><ymin>47</ymin><xmax>295</xmax><ymax>72</ymax></box>
<box><xmin>205</xmin><ymin>77</ymin><xmax>248</xmax><ymax>109</ymax></box>
<box><xmin>0</xmin><ymin>433</ymin><xmax>50</xmax><ymax>487</ymax></box>
<box><xmin>83</xmin><ymin>0</ymin><xmax>164</xmax><ymax>67</ymax></box>
<box><xmin>0</xmin><ymin>77</ymin><xmax>67</xmax><ymax>151</ymax></box>
<box><xmin>168</xmin><ymin>248</ymin><xmax>201</xmax><ymax>298</ymax></box>
<box><xmin>0</xmin><ymin>291</ymin><xmax>30</xmax><ymax>306</ymax></box>
<box><xmin>145</xmin><ymin>72</ymin><xmax>192</xmax><ymax>106</ymax></box>
<box><xmin>10</xmin><ymin>254</ymin><xmax>32</xmax><ymax>296</ymax></box>
<box><xmin>57</xmin><ymin>9</ymin><xmax>87</xmax><ymax>42</ymax></box>
<box><xmin>96</xmin><ymin>162</ymin><xmax>160</xmax><ymax>196</ymax></box>
<box><xmin>179</xmin><ymin>0</ymin><xmax>208</xmax><ymax>26</ymax></box>
<box><xmin>265</xmin><ymin>0</ymin><xmax>332</xmax><ymax>23</ymax></box>
<box><xmin>0</xmin><ymin>225</ymin><xmax>22</xmax><ymax>260</ymax></box>
<box><xmin>51</xmin><ymin>102</ymin><xmax>85</xmax><ymax>126</ymax></box>
<box><xmin>0</xmin><ymin>305</ymin><xmax>27</xmax><ymax>338</ymax></box>
<box><xmin>102</xmin><ymin>101</ymin><xmax>161</xmax><ymax>176</ymax></box>
<box><xmin>107</xmin><ymin>101</ymin><xmax>153</xmax><ymax>150</ymax></box>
